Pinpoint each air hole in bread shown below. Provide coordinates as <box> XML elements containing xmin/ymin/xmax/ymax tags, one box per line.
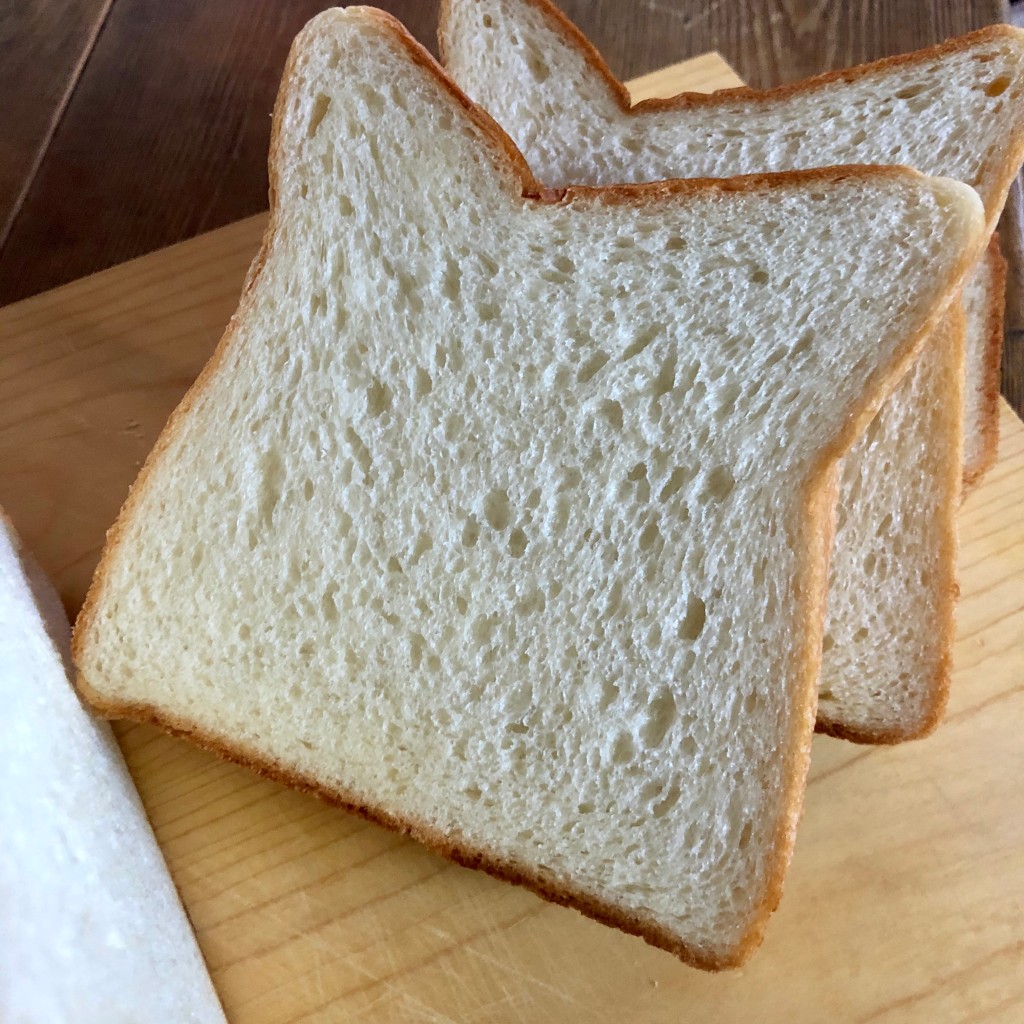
<box><xmin>658</xmin><ymin>466</ymin><xmax>690</xmax><ymax>503</ymax></box>
<box><xmin>638</xmin><ymin>519</ymin><xmax>661</xmax><ymax>551</ymax></box>
<box><xmin>527</xmin><ymin>48</ymin><xmax>551</xmax><ymax>83</ymax></box>
<box><xmin>641</xmin><ymin>687</ymin><xmax>677</xmax><ymax>748</ymax></box>
<box><xmin>344</xmin><ymin>427</ymin><xmax>372</xmax><ymax>482</ymax></box>
<box><xmin>651</xmin><ymin>352</ymin><xmax>677</xmax><ymax>404</ymax></box>
<box><xmin>442</xmin><ymin>260</ymin><xmax>462</xmax><ymax>302</ymax></box>
<box><xmin>702</xmin><ymin>466</ymin><xmax>735</xmax><ymax>502</ymax></box>
<box><xmin>653</xmin><ymin>782</ymin><xmax>682</xmax><ymax>819</ymax></box>
<box><xmin>409</xmin><ymin>532</ymin><xmax>433</xmax><ymax>565</ymax></box>
<box><xmin>984</xmin><ymin>75</ymin><xmax>1011</xmax><ymax>97</ymax></box>
<box><xmin>508</xmin><ymin>527</ymin><xmax>529</xmax><ymax>558</ymax></box>
<box><xmin>413</xmin><ymin>366</ymin><xmax>433</xmax><ymax>399</ymax></box>
<box><xmin>738</xmin><ymin>820</ymin><xmax>754</xmax><ymax>851</ymax></box>
<box><xmin>483</xmin><ymin>489</ymin><xmax>511</xmax><ymax>531</ymax></box>
<box><xmin>461</xmin><ymin>516</ymin><xmax>480</xmax><ymax>547</ymax></box>
<box><xmin>596</xmin><ymin>399</ymin><xmax>623</xmax><ymax>430</ymax></box>
<box><xmin>366</xmin><ymin>378</ymin><xmax>391</xmax><ymax>417</ymax></box>
<box><xmin>611</xmin><ymin>732</ymin><xmax>635</xmax><ymax>765</ymax></box>
<box><xmin>678</xmin><ymin>594</ymin><xmax>707</xmax><ymax>643</ymax></box>
<box><xmin>577</xmin><ymin>350</ymin><xmax>610</xmax><ymax>383</ymax></box>
<box><xmin>307</xmin><ymin>93</ymin><xmax>331</xmax><ymax>137</ymax></box>
<box><xmin>320</xmin><ymin>583</ymin><xmax>340</xmax><ymax>624</ymax></box>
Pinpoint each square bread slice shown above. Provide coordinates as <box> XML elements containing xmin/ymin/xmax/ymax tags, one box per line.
<box><xmin>72</xmin><ymin>9</ymin><xmax>984</xmax><ymax>968</ymax></box>
<box><xmin>440</xmin><ymin>0</ymin><xmax>1024</xmax><ymax>739</ymax></box>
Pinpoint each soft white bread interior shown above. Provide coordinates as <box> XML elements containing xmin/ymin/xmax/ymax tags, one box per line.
<box><xmin>72</xmin><ymin>9</ymin><xmax>984</xmax><ymax>968</ymax></box>
<box><xmin>0</xmin><ymin>513</ymin><xmax>225</xmax><ymax>1024</ymax></box>
<box><xmin>818</xmin><ymin>307</ymin><xmax>964</xmax><ymax>739</ymax></box>
<box><xmin>440</xmin><ymin>0</ymin><xmax>1024</xmax><ymax>738</ymax></box>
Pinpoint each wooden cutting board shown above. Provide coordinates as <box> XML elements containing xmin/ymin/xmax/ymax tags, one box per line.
<box><xmin>2</xmin><ymin>52</ymin><xmax>1023</xmax><ymax>1024</ymax></box>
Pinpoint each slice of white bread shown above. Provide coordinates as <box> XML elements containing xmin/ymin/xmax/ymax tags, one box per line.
<box><xmin>963</xmin><ymin>233</ymin><xmax>1007</xmax><ymax>489</ymax></box>
<box><xmin>440</xmin><ymin>0</ymin><xmax>1024</xmax><ymax>740</ymax></box>
<box><xmin>0</xmin><ymin>513</ymin><xmax>226</xmax><ymax>1023</ymax></box>
<box><xmin>818</xmin><ymin>307</ymin><xmax>964</xmax><ymax>738</ymax></box>
<box><xmin>71</xmin><ymin>9</ymin><xmax>984</xmax><ymax>968</ymax></box>
<box><xmin>439</xmin><ymin>0</ymin><xmax>1024</xmax><ymax>488</ymax></box>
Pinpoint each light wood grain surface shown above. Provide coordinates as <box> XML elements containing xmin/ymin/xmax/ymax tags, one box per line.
<box><xmin>1</xmin><ymin>54</ymin><xmax>1023</xmax><ymax>1022</ymax></box>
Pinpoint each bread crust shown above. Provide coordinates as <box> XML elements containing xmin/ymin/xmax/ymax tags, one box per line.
<box><xmin>73</xmin><ymin>7</ymin><xmax>985</xmax><ymax>969</ymax></box>
<box><xmin>440</xmin><ymin>0</ymin><xmax>1024</xmax><ymax>235</ymax></box>
<box><xmin>963</xmin><ymin>233</ymin><xmax>1007</xmax><ymax>491</ymax></box>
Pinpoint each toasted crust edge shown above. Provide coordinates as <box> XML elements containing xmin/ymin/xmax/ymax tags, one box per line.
<box><xmin>963</xmin><ymin>233</ymin><xmax>1007</xmax><ymax>491</ymax></box>
<box><xmin>439</xmin><ymin>0</ymin><xmax>1024</xmax><ymax>233</ymax></box>
<box><xmin>814</xmin><ymin>303</ymin><xmax>967</xmax><ymax>744</ymax></box>
<box><xmin>73</xmin><ymin>7</ymin><xmax>985</xmax><ymax>970</ymax></box>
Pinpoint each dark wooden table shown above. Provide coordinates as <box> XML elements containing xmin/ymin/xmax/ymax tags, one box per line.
<box><xmin>4</xmin><ymin>0</ymin><xmax>1022</xmax><ymax>409</ymax></box>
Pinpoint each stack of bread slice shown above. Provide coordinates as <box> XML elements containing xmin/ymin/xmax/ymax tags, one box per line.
<box><xmin>69</xmin><ymin>6</ymin><xmax>1024</xmax><ymax>970</ymax></box>
<box><xmin>440</xmin><ymin>0</ymin><xmax>1024</xmax><ymax>742</ymax></box>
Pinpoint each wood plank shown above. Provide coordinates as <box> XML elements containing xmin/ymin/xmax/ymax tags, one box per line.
<box><xmin>2</xmin><ymin>49</ymin><xmax>1023</xmax><ymax>1022</ymax></box>
<box><xmin>0</xmin><ymin>0</ymin><xmax>111</xmax><ymax>245</ymax></box>
<box><xmin>557</xmin><ymin>0</ymin><xmax>1008</xmax><ymax>86</ymax></box>
<box><xmin>0</xmin><ymin>0</ymin><xmax>437</xmax><ymax>307</ymax></box>
<box><xmin>626</xmin><ymin>52</ymin><xmax>738</xmax><ymax>103</ymax></box>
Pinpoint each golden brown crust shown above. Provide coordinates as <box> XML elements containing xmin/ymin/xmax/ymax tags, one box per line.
<box><xmin>74</xmin><ymin>674</ymin><xmax>739</xmax><ymax>970</ymax></box>
<box><xmin>73</xmin><ymin>7</ymin><xmax>986</xmax><ymax>969</ymax></box>
<box><xmin>814</xmin><ymin>304</ymin><xmax>967</xmax><ymax>744</ymax></box>
<box><xmin>963</xmin><ymin>233</ymin><xmax>1007</xmax><ymax>491</ymax></box>
<box><xmin>439</xmin><ymin>0</ymin><xmax>1024</xmax><ymax>233</ymax></box>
